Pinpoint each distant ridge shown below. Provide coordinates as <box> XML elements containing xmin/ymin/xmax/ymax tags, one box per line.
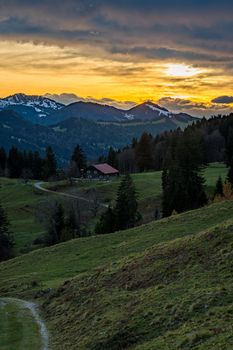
<box><xmin>0</xmin><ymin>93</ymin><xmax>196</xmax><ymax>126</ymax></box>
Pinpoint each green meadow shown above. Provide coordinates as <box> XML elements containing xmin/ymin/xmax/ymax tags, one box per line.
<box><xmin>0</xmin><ymin>200</ymin><xmax>233</xmax><ymax>349</ymax></box>
<box><xmin>0</xmin><ymin>163</ymin><xmax>228</xmax><ymax>255</ymax></box>
<box><xmin>0</xmin><ymin>162</ymin><xmax>232</xmax><ymax>349</ymax></box>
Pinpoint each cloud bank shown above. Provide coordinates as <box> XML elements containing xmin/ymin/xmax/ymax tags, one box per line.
<box><xmin>44</xmin><ymin>93</ymin><xmax>136</xmax><ymax>109</ymax></box>
<box><xmin>212</xmin><ymin>96</ymin><xmax>233</xmax><ymax>104</ymax></box>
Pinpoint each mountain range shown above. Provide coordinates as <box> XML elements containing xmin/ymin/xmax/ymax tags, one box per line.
<box><xmin>0</xmin><ymin>93</ymin><xmax>197</xmax><ymax>161</ymax></box>
<box><xmin>0</xmin><ymin>93</ymin><xmax>195</xmax><ymax>125</ymax></box>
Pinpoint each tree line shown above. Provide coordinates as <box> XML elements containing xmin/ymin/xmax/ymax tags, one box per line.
<box><xmin>0</xmin><ymin>144</ymin><xmax>88</xmax><ymax>181</ymax></box>
<box><xmin>103</xmin><ymin>113</ymin><xmax>233</xmax><ymax>176</ymax></box>
<box><xmin>102</xmin><ymin>114</ymin><xmax>233</xmax><ymax>216</ymax></box>
<box><xmin>1</xmin><ymin>113</ymin><xmax>233</xmax><ymax>181</ymax></box>
<box><xmin>0</xmin><ymin>146</ymin><xmax>57</xmax><ymax>180</ymax></box>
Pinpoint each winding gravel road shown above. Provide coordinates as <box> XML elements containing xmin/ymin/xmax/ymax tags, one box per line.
<box><xmin>34</xmin><ymin>181</ymin><xmax>108</xmax><ymax>208</ymax></box>
<box><xmin>1</xmin><ymin>298</ymin><xmax>49</xmax><ymax>350</ymax></box>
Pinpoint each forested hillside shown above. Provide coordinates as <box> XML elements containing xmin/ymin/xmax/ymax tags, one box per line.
<box><xmin>113</xmin><ymin>114</ymin><xmax>233</xmax><ymax>173</ymax></box>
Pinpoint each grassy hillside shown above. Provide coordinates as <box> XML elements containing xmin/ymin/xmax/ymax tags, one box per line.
<box><xmin>44</xmin><ymin>216</ymin><xmax>233</xmax><ymax>350</ymax></box>
<box><xmin>47</xmin><ymin>163</ymin><xmax>228</xmax><ymax>224</ymax></box>
<box><xmin>48</xmin><ymin>163</ymin><xmax>228</xmax><ymax>205</ymax></box>
<box><xmin>0</xmin><ymin>183</ymin><xmax>233</xmax><ymax>349</ymax></box>
<box><xmin>0</xmin><ymin>178</ymin><xmax>44</xmax><ymax>254</ymax></box>
<box><xmin>0</xmin><ymin>164</ymin><xmax>227</xmax><ymax>255</ymax></box>
<box><xmin>0</xmin><ymin>200</ymin><xmax>233</xmax><ymax>299</ymax></box>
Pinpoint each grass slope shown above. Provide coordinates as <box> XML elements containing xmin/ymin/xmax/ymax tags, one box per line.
<box><xmin>0</xmin><ymin>178</ymin><xmax>44</xmax><ymax>254</ymax></box>
<box><xmin>44</xmin><ymin>217</ymin><xmax>233</xmax><ymax>350</ymax></box>
<box><xmin>49</xmin><ymin>163</ymin><xmax>228</xmax><ymax>204</ymax></box>
<box><xmin>46</xmin><ymin>163</ymin><xmax>228</xmax><ymax>224</ymax></box>
<box><xmin>0</xmin><ymin>163</ymin><xmax>228</xmax><ymax>254</ymax></box>
<box><xmin>0</xmin><ymin>200</ymin><xmax>233</xmax><ymax>299</ymax></box>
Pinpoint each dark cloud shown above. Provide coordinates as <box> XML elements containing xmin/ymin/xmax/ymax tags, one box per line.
<box><xmin>0</xmin><ymin>0</ymin><xmax>233</xmax><ymax>67</ymax></box>
<box><xmin>212</xmin><ymin>96</ymin><xmax>233</xmax><ymax>104</ymax></box>
<box><xmin>158</xmin><ymin>97</ymin><xmax>233</xmax><ymax>117</ymax></box>
<box><xmin>110</xmin><ymin>46</ymin><xmax>232</xmax><ymax>64</ymax></box>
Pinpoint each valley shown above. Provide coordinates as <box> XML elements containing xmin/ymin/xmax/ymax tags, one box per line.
<box><xmin>0</xmin><ymin>95</ymin><xmax>197</xmax><ymax>161</ymax></box>
<box><xmin>0</xmin><ymin>163</ymin><xmax>227</xmax><ymax>255</ymax></box>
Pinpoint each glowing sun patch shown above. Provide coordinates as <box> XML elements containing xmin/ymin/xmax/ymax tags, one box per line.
<box><xmin>166</xmin><ymin>64</ymin><xmax>202</xmax><ymax>77</ymax></box>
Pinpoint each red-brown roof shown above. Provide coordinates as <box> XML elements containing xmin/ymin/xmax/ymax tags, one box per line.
<box><xmin>92</xmin><ymin>163</ymin><xmax>119</xmax><ymax>175</ymax></box>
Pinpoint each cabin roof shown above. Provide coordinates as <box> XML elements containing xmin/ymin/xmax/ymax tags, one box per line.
<box><xmin>91</xmin><ymin>163</ymin><xmax>119</xmax><ymax>175</ymax></box>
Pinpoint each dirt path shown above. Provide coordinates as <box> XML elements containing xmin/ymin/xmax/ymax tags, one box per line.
<box><xmin>0</xmin><ymin>298</ymin><xmax>49</xmax><ymax>350</ymax></box>
<box><xmin>34</xmin><ymin>181</ymin><xmax>108</xmax><ymax>208</ymax></box>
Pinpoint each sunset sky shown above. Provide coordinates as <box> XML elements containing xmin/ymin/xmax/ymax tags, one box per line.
<box><xmin>1</xmin><ymin>0</ymin><xmax>233</xmax><ymax>116</ymax></box>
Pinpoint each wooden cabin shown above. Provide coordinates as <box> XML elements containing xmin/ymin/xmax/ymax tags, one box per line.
<box><xmin>86</xmin><ymin>163</ymin><xmax>119</xmax><ymax>180</ymax></box>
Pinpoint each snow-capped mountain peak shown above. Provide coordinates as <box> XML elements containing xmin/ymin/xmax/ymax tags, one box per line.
<box><xmin>0</xmin><ymin>93</ymin><xmax>195</xmax><ymax>125</ymax></box>
<box><xmin>145</xmin><ymin>102</ymin><xmax>171</xmax><ymax>117</ymax></box>
<box><xmin>125</xmin><ymin>101</ymin><xmax>174</xmax><ymax>120</ymax></box>
<box><xmin>0</xmin><ymin>93</ymin><xmax>64</xmax><ymax>110</ymax></box>
<box><xmin>0</xmin><ymin>93</ymin><xmax>65</xmax><ymax>124</ymax></box>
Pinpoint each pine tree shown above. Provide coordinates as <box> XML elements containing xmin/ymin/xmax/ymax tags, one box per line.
<box><xmin>43</xmin><ymin>146</ymin><xmax>57</xmax><ymax>180</ymax></box>
<box><xmin>95</xmin><ymin>206</ymin><xmax>116</xmax><ymax>235</ymax></box>
<box><xmin>70</xmin><ymin>144</ymin><xmax>86</xmax><ymax>177</ymax></box>
<box><xmin>0</xmin><ymin>204</ymin><xmax>14</xmax><ymax>261</ymax></box>
<box><xmin>214</xmin><ymin>176</ymin><xmax>224</xmax><ymax>197</ymax></box>
<box><xmin>32</xmin><ymin>151</ymin><xmax>43</xmax><ymax>179</ymax></box>
<box><xmin>131</xmin><ymin>138</ymin><xmax>138</xmax><ymax>148</ymax></box>
<box><xmin>107</xmin><ymin>147</ymin><xmax>118</xmax><ymax>168</ymax></box>
<box><xmin>135</xmin><ymin>133</ymin><xmax>153</xmax><ymax>172</ymax></box>
<box><xmin>95</xmin><ymin>175</ymin><xmax>140</xmax><ymax>234</ymax></box>
<box><xmin>115</xmin><ymin>174</ymin><xmax>139</xmax><ymax>230</ymax></box>
<box><xmin>8</xmin><ymin>146</ymin><xmax>23</xmax><ymax>178</ymax></box>
<box><xmin>0</xmin><ymin>147</ymin><xmax>7</xmax><ymax>175</ymax></box>
<box><xmin>227</xmin><ymin>162</ymin><xmax>233</xmax><ymax>186</ymax></box>
<box><xmin>225</xmin><ymin>128</ymin><xmax>233</xmax><ymax>185</ymax></box>
<box><xmin>162</xmin><ymin>132</ymin><xmax>207</xmax><ymax>217</ymax></box>
<box><xmin>72</xmin><ymin>144</ymin><xmax>86</xmax><ymax>170</ymax></box>
<box><xmin>65</xmin><ymin>206</ymin><xmax>80</xmax><ymax>238</ymax></box>
<box><xmin>46</xmin><ymin>202</ymin><xmax>65</xmax><ymax>245</ymax></box>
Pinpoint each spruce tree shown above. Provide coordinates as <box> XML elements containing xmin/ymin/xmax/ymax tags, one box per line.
<box><xmin>162</xmin><ymin>131</ymin><xmax>207</xmax><ymax>217</ymax></box>
<box><xmin>95</xmin><ymin>175</ymin><xmax>140</xmax><ymax>234</ymax></box>
<box><xmin>46</xmin><ymin>202</ymin><xmax>64</xmax><ymax>245</ymax></box>
<box><xmin>225</xmin><ymin>128</ymin><xmax>233</xmax><ymax>185</ymax></box>
<box><xmin>65</xmin><ymin>206</ymin><xmax>80</xmax><ymax>238</ymax></box>
<box><xmin>8</xmin><ymin>146</ymin><xmax>23</xmax><ymax>178</ymax></box>
<box><xmin>135</xmin><ymin>133</ymin><xmax>153</xmax><ymax>172</ymax></box>
<box><xmin>227</xmin><ymin>162</ymin><xmax>233</xmax><ymax>186</ymax></box>
<box><xmin>0</xmin><ymin>147</ymin><xmax>6</xmax><ymax>175</ymax></box>
<box><xmin>115</xmin><ymin>174</ymin><xmax>139</xmax><ymax>230</ymax></box>
<box><xmin>32</xmin><ymin>151</ymin><xmax>43</xmax><ymax>179</ymax></box>
<box><xmin>95</xmin><ymin>206</ymin><xmax>116</xmax><ymax>235</ymax></box>
<box><xmin>0</xmin><ymin>204</ymin><xmax>14</xmax><ymax>261</ymax></box>
<box><xmin>214</xmin><ymin>176</ymin><xmax>224</xmax><ymax>197</ymax></box>
<box><xmin>71</xmin><ymin>145</ymin><xmax>87</xmax><ymax>175</ymax></box>
<box><xmin>107</xmin><ymin>147</ymin><xmax>118</xmax><ymax>168</ymax></box>
<box><xmin>43</xmin><ymin>146</ymin><xmax>57</xmax><ymax>180</ymax></box>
